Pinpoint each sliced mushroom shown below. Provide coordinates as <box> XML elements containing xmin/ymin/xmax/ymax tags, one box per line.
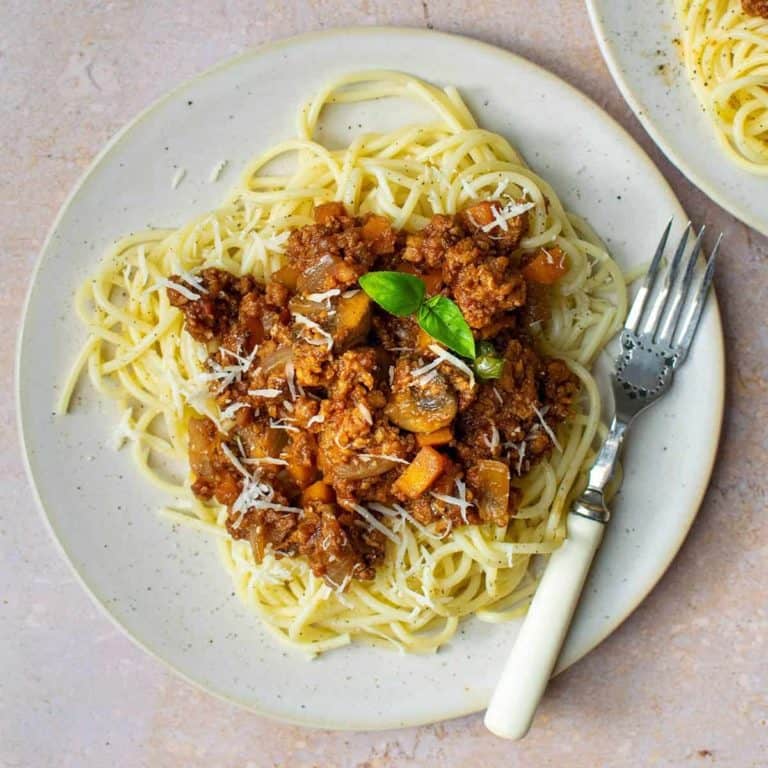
<box><xmin>475</xmin><ymin>459</ymin><xmax>511</xmax><ymax>526</ymax></box>
<box><xmin>385</xmin><ymin>373</ymin><xmax>457</xmax><ymax>433</ymax></box>
<box><xmin>334</xmin><ymin>456</ymin><xmax>397</xmax><ymax>480</ymax></box>
<box><xmin>236</xmin><ymin>421</ymin><xmax>288</xmax><ymax>461</ymax></box>
<box><xmin>188</xmin><ymin>417</ymin><xmax>218</xmax><ymax>479</ymax></box>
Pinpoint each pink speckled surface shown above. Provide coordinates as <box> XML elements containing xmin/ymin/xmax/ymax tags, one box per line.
<box><xmin>1</xmin><ymin>2</ymin><xmax>766</xmax><ymax>766</ymax></box>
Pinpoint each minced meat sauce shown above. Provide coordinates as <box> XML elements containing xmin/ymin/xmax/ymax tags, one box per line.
<box><xmin>742</xmin><ymin>0</ymin><xmax>768</xmax><ymax>18</ymax></box>
<box><xmin>168</xmin><ymin>201</ymin><xmax>579</xmax><ymax>586</ymax></box>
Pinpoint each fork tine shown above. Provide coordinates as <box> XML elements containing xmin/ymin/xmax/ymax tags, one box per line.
<box><xmin>643</xmin><ymin>223</ymin><xmax>694</xmax><ymax>338</ymax></box>
<box><xmin>656</xmin><ymin>225</ymin><xmax>706</xmax><ymax>344</ymax></box>
<box><xmin>674</xmin><ymin>233</ymin><xmax>722</xmax><ymax>365</ymax></box>
<box><xmin>624</xmin><ymin>218</ymin><xmax>674</xmax><ymax>332</ymax></box>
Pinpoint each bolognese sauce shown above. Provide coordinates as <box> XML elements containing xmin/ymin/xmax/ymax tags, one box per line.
<box><xmin>168</xmin><ymin>201</ymin><xmax>579</xmax><ymax>587</ymax></box>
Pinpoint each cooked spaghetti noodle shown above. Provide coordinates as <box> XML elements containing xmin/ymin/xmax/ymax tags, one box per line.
<box><xmin>675</xmin><ymin>0</ymin><xmax>768</xmax><ymax>173</ymax></box>
<box><xmin>59</xmin><ymin>71</ymin><xmax>625</xmax><ymax>655</ymax></box>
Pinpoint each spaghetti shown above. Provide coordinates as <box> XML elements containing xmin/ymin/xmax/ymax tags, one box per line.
<box><xmin>675</xmin><ymin>0</ymin><xmax>768</xmax><ymax>173</ymax></box>
<box><xmin>59</xmin><ymin>71</ymin><xmax>626</xmax><ymax>655</ymax></box>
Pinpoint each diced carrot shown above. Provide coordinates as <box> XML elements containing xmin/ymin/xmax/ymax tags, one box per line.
<box><xmin>417</xmin><ymin>428</ymin><xmax>453</xmax><ymax>447</ymax></box>
<box><xmin>314</xmin><ymin>201</ymin><xmax>346</xmax><ymax>223</ymax></box>
<box><xmin>522</xmin><ymin>246</ymin><xmax>569</xmax><ymax>285</ymax></box>
<box><xmin>301</xmin><ymin>480</ymin><xmax>335</xmax><ymax>505</ymax></box>
<box><xmin>288</xmin><ymin>461</ymin><xmax>316</xmax><ymax>488</ymax></box>
<box><xmin>397</xmin><ymin>263</ymin><xmax>420</xmax><ymax>277</ymax></box>
<box><xmin>271</xmin><ymin>265</ymin><xmax>299</xmax><ymax>291</ymax></box>
<box><xmin>396</xmin><ymin>265</ymin><xmax>443</xmax><ymax>295</ymax></box>
<box><xmin>416</xmin><ymin>327</ymin><xmax>433</xmax><ymax>350</ymax></box>
<box><xmin>422</xmin><ymin>270</ymin><xmax>443</xmax><ymax>295</ymax></box>
<box><xmin>392</xmin><ymin>447</ymin><xmax>447</xmax><ymax>499</ymax></box>
<box><xmin>361</xmin><ymin>215</ymin><xmax>389</xmax><ymax>241</ymax></box>
<box><xmin>360</xmin><ymin>214</ymin><xmax>396</xmax><ymax>255</ymax></box>
<box><xmin>464</xmin><ymin>200</ymin><xmax>499</xmax><ymax>228</ymax></box>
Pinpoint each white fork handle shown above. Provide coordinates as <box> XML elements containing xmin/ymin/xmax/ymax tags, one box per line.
<box><xmin>484</xmin><ymin>512</ymin><xmax>605</xmax><ymax>739</ymax></box>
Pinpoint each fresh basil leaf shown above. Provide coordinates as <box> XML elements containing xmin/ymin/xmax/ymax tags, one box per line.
<box><xmin>474</xmin><ymin>354</ymin><xmax>504</xmax><ymax>380</ymax></box>
<box><xmin>359</xmin><ymin>271</ymin><xmax>425</xmax><ymax>317</ymax></box>
<box><xmin>417</xmin><ymin>295</ymin><xmax>476</xmax><ymax>359</ymax></box>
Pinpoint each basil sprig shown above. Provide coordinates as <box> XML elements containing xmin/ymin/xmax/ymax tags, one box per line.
<box><xmin>359</xmin><ymin>271</ymin><xmax>476</xmax><ymax>361</ymax></box>
<box><xmin>474</xmin><ymin>341</ymin><xmax>504</xmax><ymax>380</ymax></box>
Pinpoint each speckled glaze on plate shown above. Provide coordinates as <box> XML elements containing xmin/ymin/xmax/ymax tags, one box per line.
<box><xmin>16</xmin><ymin>28</ymin><xmax>724</xmax><ymax>730</ymax></box>
<box><xmin>587</xmin><ymin>0</ymin><xmax>768</xmax><ymax>236</ymax></box>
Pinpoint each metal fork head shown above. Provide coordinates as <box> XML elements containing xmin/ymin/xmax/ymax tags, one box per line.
<box><xmin>612</xmin><ymin>220</ymin><xmax>721</xmax><ymax>425</ymax></box>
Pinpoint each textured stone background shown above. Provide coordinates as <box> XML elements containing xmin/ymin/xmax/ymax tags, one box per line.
<box><xmin>1</xmin><ymin>2</ymin><xmax>766</xmax><ymax>767</ymax></box>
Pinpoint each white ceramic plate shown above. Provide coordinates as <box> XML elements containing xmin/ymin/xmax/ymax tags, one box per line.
<box><xmin>17</xmin><ymin>28</ymin><xmax>724</xmax><ymax>730</ymax></box>
<box><xmin>587</xmin><ymin>0</ymin><xmax>768</xmax><ymax>236</ymax></box>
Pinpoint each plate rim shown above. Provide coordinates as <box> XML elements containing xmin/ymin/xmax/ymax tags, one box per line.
<box><xmin>16</xmin><ymin>25</ymin><xmax>725</xmax><ymax>730</ymax></box>
<box><xmin>585</xmin><ymin>0</ymin><xmax>768</xmax><ymax>237</ymax></box>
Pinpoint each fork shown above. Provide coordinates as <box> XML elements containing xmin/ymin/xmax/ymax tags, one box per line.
<box><xmin>484</xmin><ymin>221</ymin><xmax>721</xmax><ymax>740</ymax></box>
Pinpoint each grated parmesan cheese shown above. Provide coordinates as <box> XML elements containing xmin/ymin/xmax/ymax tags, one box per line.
<box><xmin>176</xmin><ymin>269</ymin><xmax>208</xmax><ymax>294</ymax></box>
<box><xmin>208</xmin><ymin>160</ymin><xmax>228</xmax><ymax>182</ymax></box>
<box><xmin>460</xmin><ymin>177</ymin><xmax>479</xmax><ymax>199</ymax></box>
<box><xmin>170</xmin><ymin>168</ymin><xmax>186</xmax><ymax>190</ymax></box>
<box><xmin>532</xmin><ymin>403</ymin><xmax>562</xmax><ymax>452</ymax></box>
<box><xmin>367</xmin><ymin>502</ymin><xmax>399</xmax><ymax>517</ymax></box>
<box><xmin>483</xmin><ymin>425</ymin><xmax>500</xmax><ymax>452</ymax></box>
<box><xmin>221</xmin><ymin>443</ymin><xmax>250</xmax><ymax>479</ymax></box>
<box><xmin>431</xmin><ymin>478</ymin><xmax>473</xmax><ymax>524</ymax></box>
<box><xmin>248</xmin><ymin>388</ymin><xmax>282</xmax><ymax>399</ymax></box>
<box><xmin>264</xmin><ymin>231</ymin><xmax>290</xmax><ymax>254</ymax></box>
<box><xmin>306</xmin><ymin>288</ymin><xmax>341</xmax><ymax>304</ymax></box>
<box><xmin>490</xmin><ymin>178</ymin><xmax>510</xmax><ymax>199</ymax></box>
<box><xmin>197</xmin><ymin>347</ymin><xmax>258</xmax><ymax>393</ymax></box>
<box><xmin>357</xmin><ymin>402</ymin><xmax>373</xmax><ymax>425</ymax></box>
<box><xmin>284</xmin><ymin>360</ymin><xmax>298</xmax><ymax>401</ymax></box>
<box><xmin>417</xmin><ymin>369</ymin><xmax>439</xmax><ymax>387</ymax></box>
<box><xmin>358</xmin><ymin>453</ymin><xmax>409</xmax><ymax>465</ymax></box>
<box><xmin>350</xmin><ymin>504</ymin><xmax>400</xmax><ymax>545</ymax></box>
<box><xmin>292</xmin><ymin>313</ymin><xmax>334</xmax><ymax>351</ymax></box>
<box><xmin>516</xmin><ymin>441</ymin><xmax>527</xmax><ymax>475</ymax></box>
<box><xmin>243</xmin><ymin>457</ymin><xmax>289</xmax><ymax>467</ymax></box>
<box><xmin>269</xmin><ymin>418</ymin><xmax>299</xmax><ymax>433</ymax></box>
<box><xmin>152</xmin><ymin>278</ymin><xmax>201</xmax><ymax>301</ymax></box>
<box><xmin>386</xmin><ymin>502</ymin><xmax>442</xmax><ymax>540</ymax></box>
<box><xmin>411</xmin><ymin>357</ymin><xmax>441</xmax><ymax>380</ymax></box>
<box><xmin>480</xmin><ymin>200</ymin><xmax>535</xmax><ymax>234</ymax></box>
<box><xmin>428</xmin><ymin>344</ymin><xmax>475</xmax><ymax>387</ymax></box>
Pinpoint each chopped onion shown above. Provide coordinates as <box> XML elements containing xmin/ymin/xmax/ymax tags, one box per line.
<box><xmin>261</xmin><ymin>346</ymin><xmax>292</xmax><ymax>374</ymax></box>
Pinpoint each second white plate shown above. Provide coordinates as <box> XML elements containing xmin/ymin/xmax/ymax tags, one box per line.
<box><xmin>587</xmin><ymin>0</ymin><xmax>768</xmax><ymax>236</ymax></box>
